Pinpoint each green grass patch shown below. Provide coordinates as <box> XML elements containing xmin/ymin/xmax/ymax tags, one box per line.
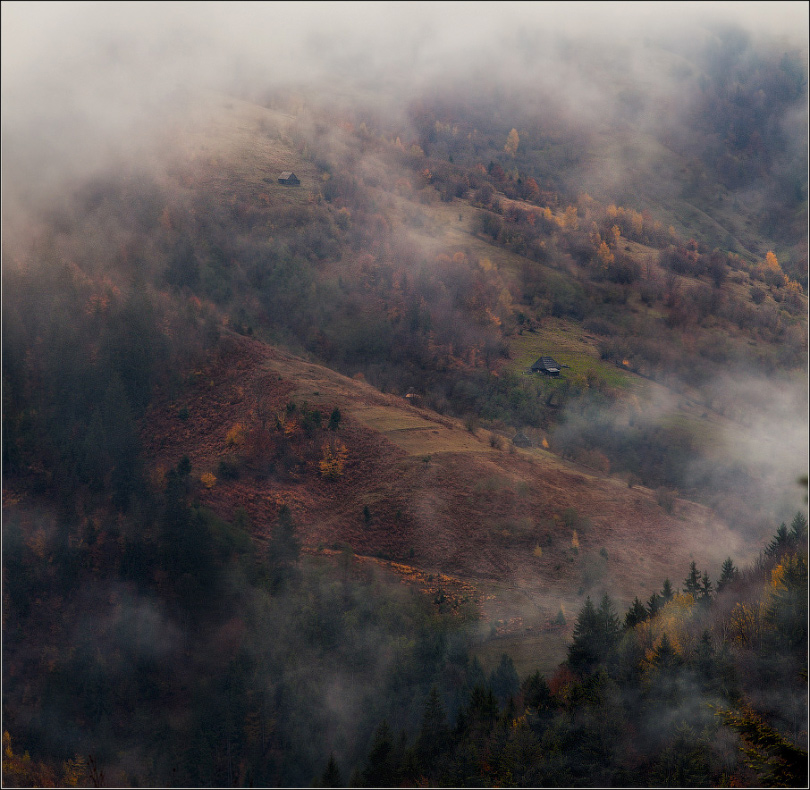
<box><xmin>507</xmin><ymin>326</ymin><xmax>633</xmax><ymax>390</ymax></box>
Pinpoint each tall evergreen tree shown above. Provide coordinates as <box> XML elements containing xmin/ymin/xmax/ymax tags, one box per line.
<box><xmin>765</xmin><ymin>523</ymin><xmax>790</xmax><ymax>558</ymax></box>
<box><xmin>683</xmin><ymin>561</ymin><xmax>701</xmax><ymax>597</ymax></box>
<box><xmin>660</xmin><ymin>578</ymin><xmax>675</xmax><ymax>602</ymax></box>
<box><xmin>568</xmin><ymin>595</ymin><xmax>620</xmax><ymax>675</ymax></box>
<box><xmin>596</xmin><ymin>593</ymin><xmax>621</xmax><ymax>656</ymax></box>
<box><xmin>789</xmin><ymin>511</ymin><xmax>808</xmax><ymax>543</ymax></box>
<box><xmin>647</xmin><ymin>591</ymin><xmax>662</xmax><ymax>618</ymax></box>
<box><xmin>568</xmin><ymin>596</ymin><xmax>600</xmax><ymax>675</ymax></box>
<box><xmin>319</xmin><ymin>753</ymin><xmax>342</xmax><ymax>788</ymax></box>
<box><xmin>361</xmin><ymin>721</ymin><xmax>398</xmax><ymax>788</ymax></box>
<box><xmin>414</xmin><ymin>687</ymin><xmax>450</xmax><ymax>777</ymax></box>
<box><xmin>624</xmin><ymin>597</ymin><xmax>649</xmax><ymax>629</ymax></box>
<box><xmin>489</xmin><ymin>654</ymin><xmax>520</xmax><ymax>706</ymax></box>
<box><xmin>521</xmin><ymin>671</ymin><xmax>551</xmax><ymax>709</ymax></box>
<box><xmin>716</xmin><ymin>558</ymin><xmax>739</xmax><ymax>593</ymax></box>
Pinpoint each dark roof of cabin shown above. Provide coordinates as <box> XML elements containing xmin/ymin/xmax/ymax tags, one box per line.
<box><xmin>279</xmin><ymin>172</ymin><xmax>298</xmax><ymax>179</ymax></box>
<box><xmin>531</xmin><ymin>356</ymin><xmax>560</xmax><ymax>371</ymax></box>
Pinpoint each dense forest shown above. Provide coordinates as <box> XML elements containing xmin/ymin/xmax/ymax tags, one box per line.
<box><xmin>2</xmin><ymin>3</ymin><xmax>808</xmax><ymax>788</ymax></box>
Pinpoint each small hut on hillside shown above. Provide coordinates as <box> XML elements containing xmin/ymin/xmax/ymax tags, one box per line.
<box><xmin>531</xmin><ymin>356</ymin><xmax>562</xmax><ymax>376</ymax></box>
<box><xmin>278</xmin><ymin>172</ymin><xmax>300</xmax><ymax>185</ymax></box>
<box><xmin>512</xmin><ymin>431</ymin><xmax>532</xmax><ymax>448</ymax></box>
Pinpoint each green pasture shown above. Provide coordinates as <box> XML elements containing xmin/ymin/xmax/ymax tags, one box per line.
<box><xmin>507</xmin><ymin>325</ymin><xmax>633</xmax><ymax>390</ymax></box>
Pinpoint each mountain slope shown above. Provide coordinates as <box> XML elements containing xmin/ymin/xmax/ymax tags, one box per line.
<box><xmin>140</xmin><ymin>330</ymin><xmax>755</xmax><ymax>654</ymax></box>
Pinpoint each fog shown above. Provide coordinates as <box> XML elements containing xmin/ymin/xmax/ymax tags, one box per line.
<box><xmin>3</xmin><ymin>2</ymin><xmax>807</xmax><ymax>202</ymax></box>
<box><xmin>2</xmin><ymin>3</ymin><xmax>807</xmax><ymax>784</ymax></box>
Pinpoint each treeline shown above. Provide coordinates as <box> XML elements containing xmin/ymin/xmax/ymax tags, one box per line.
<box><xmin>344</xmin><ymin>513</ymin><xmax>808</xmax><ymax>787</ymax></box>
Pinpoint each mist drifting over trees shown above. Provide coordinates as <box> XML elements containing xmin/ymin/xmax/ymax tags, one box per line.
<box><xmin>2</xmin><ymin>2</ymin><xmax>808</xmax><ymax>787</ymax></box>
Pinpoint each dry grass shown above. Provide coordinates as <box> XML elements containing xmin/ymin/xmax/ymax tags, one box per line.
<box><xmin>351</xmin><ymin>405</ymin><xmax>494</xmax><ymax>456</ymax></box>
<box><xmin>159</xmin><ymin>90</ymin><xmax>317</xmax><ymax>206</ymax></box>
<box><xmin>138</xmin><ymin>332</ymin><xmax>764</xmax><ymax>681</ymax></box>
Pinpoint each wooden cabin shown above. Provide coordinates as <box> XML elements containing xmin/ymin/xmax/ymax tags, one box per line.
<box><xmin>531</xmin><ymin>356</ymin><xmax>562</xmax><ymax>376</ymax></box>
<box><xmin>278</xmin><ymin>172</ymin><xmax>300</xmax><ymax>185</ymax></box>
<box><xmin>512</xmin><ymin>431</ymin><xmax>532</xmax><ymax>448</ymax></box>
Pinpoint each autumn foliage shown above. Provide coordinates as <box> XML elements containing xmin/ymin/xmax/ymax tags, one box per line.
<box><xmin>319</xmin><ymin>439</ymin><xmax>349</xmax><ymax>479</ymax></box>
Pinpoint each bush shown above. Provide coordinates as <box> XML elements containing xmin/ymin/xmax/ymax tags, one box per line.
<box><xmin>217</xmin><ymin>458</ymin><xmax>241</xmax><ymax>480</ymax></box>
<box><xmin>656</xmin><ymin>487</ymin><xmax>678</xmax><ymax>513</ymax></box>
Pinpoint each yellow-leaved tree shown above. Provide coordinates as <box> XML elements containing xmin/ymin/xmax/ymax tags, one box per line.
<box><xmin>319</xmin><ymin>440</ymin><xmax>349</xmax><ymax>479</ymax></box>
<box><xmin>504</xmin><ymin>128</ymin><xmax>520</xmax><ymax>156</ymax></box>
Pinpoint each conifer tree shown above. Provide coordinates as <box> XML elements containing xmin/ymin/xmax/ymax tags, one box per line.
<box><xmin>361</xmin><ymin>721</ymin><xmax>398</xmax><ymax>788</ymax></box>
<box><xmin>596</xmin><ymin>593</ymin><xmax>621</xmax><ymax>656</ymax></box>
<box><xmin>415</xmin><ymin>686</ymin><xmax>450</xmax><ymax>774</ymax></box>
<box><xmin>624</xmin><ymin>597</ymin><xmax>649</xmax><ymax>629</ymax></box>
<box><xmin>653</xmin><ymin>632</ymin><xmax>680</xmax><ymax>670</ymax></box>
<box><xmin>698</xmin><ymin>571</ymin><xmax>713</xmax><ymax>603</ymax></box>
<box><xmin>647</xmin><ymin>591</ymin><xmax>662</xmax><ymax>618</ymax></box>
<box><xmin>716</xmin><ymin>706</ymin><xmax>809</xmax><ymax>788</ymax></box>
<box><xmin>660</xmin><ymin>578</ymin><xmax>674</xmax><ymax>602</ymax></box>
<box><xmin>319</xmin><ymin>753</ymin><xmax>342</xmax><ymax>787</ymax></box>
<box><xmin>695</xmin><ymin>631</ymin><xmax>719</xmax><ymax>693</ymax></box>
<box><xmin>521</xmin><ymin>671</ymin><xmax>551</xmax><ymax>709</ymax></box>
<box><xmin>765</xmin><ymin>523</ymin><xmax>790</xmax><ymax>558</ymax></box>
<box><xmin>683</xmin><ymin>561</ymin><xmax>701</xmax><ymax>597</ymax></box>
<box><xmin>568</xmin><ymin>596</ymin><xmax>600</xmax><ymax>675</ymax></box>
<box><xmin>716</xmin><ymin>558</ymin><xmax>739</xmax><ymax>593</ymax></box>
<box><xmin>489</xmin><ymin>654</ymin><xmax>520</xmax><ymax>705</ymax></box>
<box><xmin>789</xmin><ymin>511</ymin><xmax>808</xmax><ymax>542</ymax></box>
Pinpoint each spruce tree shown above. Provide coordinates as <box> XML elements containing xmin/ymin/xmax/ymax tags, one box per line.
<box><xmin>568</xmin><ymin>596</ymin><xmax>600</xmax><ymax>675</ymax></box>
<box><xmin>647</xmin><ymin>591</ymin><xmax>662</xmax><ymax>618</ymax></box>
<box><xmin>489</xmin><ymin>654</ymin><xmax>520</xmax><ymax>706</ymax></box>
<box><xmin>653</xmin><ymin>632</ymin><xmax>680</xmax><ymax>670</ymax></box>
<box><xmin>361</xmin><ymin>721</ymin><xmax>398</xmax><ymax>788</ymax></box>
<box><xmin>596</xmin><ymin>593</ymin><xmax>621</xmax><ymax>656</ymax></box>
<box><xmin>521</xmin><ymin>671</ymin><xmax>551</xmax><ymax>709</ymax></box>
<box><xmin>660</xmin><ymin>578</ymin><xmax>674</xmax><ymax>602</ymax></box>
<box><xmin>716</xmin><ymin>558</ymin><xmax>738</xmax><ymax>593</ymax></box>
<box><xmin>683</xmin><ymin>561</ymin><xmax>701</xmax><ymax>597</ymax></box>
<box><xmin>624</xmin><ymin>597</ymin><xmax>649</xmax><ymax>629</ymax></box>
<box><xmin>415</xmin><ymin>687</ymin><xmax>450</xmax><ymax>774</ymax></box>
<box><xmin>765</xmin><ymin>523</ymin><xmax>790</xmax><ymax>558</ymax></box>
<box><xmin>789</xmin><ymin>511</ymin><xmax>808</xmax><ymax>543</ymax></box>
<box><xmin>319</xmin><ymin>754</ymin><xmax>342</xmax><ymax>788</ymax></box>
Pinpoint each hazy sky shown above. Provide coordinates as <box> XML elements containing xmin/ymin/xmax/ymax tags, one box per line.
<box><xmin>3</xmin><ymin>2</ymin><xmax>808</xmax><ymax>85</ymax></box>
<box><xmin>2</xmin><ymin>2</ymin><xmax>807</xmax><ymax>212</ymax></box>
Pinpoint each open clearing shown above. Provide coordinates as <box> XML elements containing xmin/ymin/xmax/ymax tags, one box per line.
<box><xmin>350</xmin><ymin>405</ymin><xmax>492</xmax><ymax>455</ymax></box>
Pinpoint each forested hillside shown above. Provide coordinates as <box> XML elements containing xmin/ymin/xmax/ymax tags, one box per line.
<box><xmin>2</xmin><ymin>3</ymin><xmax>807</xmax><ymax>787</ymax></box>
